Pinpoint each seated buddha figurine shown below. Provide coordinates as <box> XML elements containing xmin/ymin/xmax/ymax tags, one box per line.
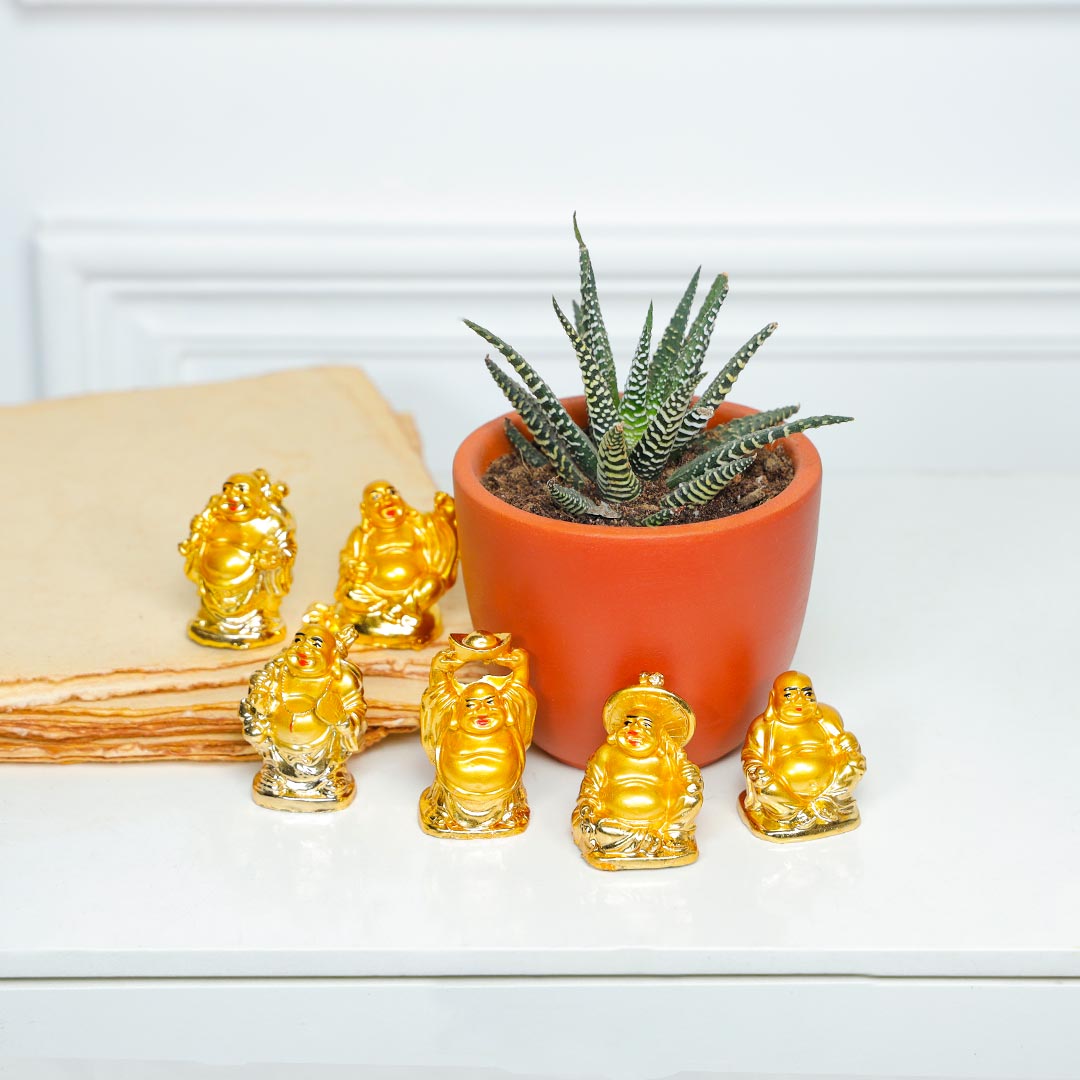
<box><xmin>179</xmin><ymin>469</ymin><xmax>296</xmax><ymax>648</ymax></box>
<box><xmin>739</xmin><ymin>670</ymin><xmax>867</xmax><ymax>842</ymax></box>
<box><xmin>418</xmin><ymin>632</ymin><xmax>536</xmax><ymax>838</ymax></box>
<box><xmin>334</xmin><ymin>481</ymin><xmax>458</xmax><ymax>649</ymax></box>
<box><xmin>240</xmin><ymin>605</ymin><xmax>367</xmax><ymax>811</ymax></box>
<box><xmin>571</xmin><ymin>673</ymin><xmax>703</xmax><ymax>871</ymax></box>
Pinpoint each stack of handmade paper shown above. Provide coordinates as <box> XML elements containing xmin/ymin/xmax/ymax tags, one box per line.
<box><xmin>0</xmin><ymin>367</ymin><xmax>467</xmax><ymax>762</ymax></box>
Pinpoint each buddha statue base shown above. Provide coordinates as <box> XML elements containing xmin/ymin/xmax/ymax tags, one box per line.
<box><xmin>188</xmin><ymin>612</ymin><xmax>286</xmax><ymax>650</ymax></box>
<box><xmin>579</xmin><ymin>839</ymin><xmax>699</xmax><ymax>872</ymax></box>
<box><xmin>337</xmin><ymin>606</ymin><xmax>441</xmax><ymax>651</ymax></box>
<box><xmin>418</xmin><ymin>783</ymin><xmax>530</xmax><ymax>838</ymax></box>
<box><xmin>251</xmin><ymin>764</ymin><xmax>356</xmax><ymax>813</ymax></box>
<box><xmin>737</xmin><ymin>791</ymin><xmax>860</xmax><ymax>843</ymax></box>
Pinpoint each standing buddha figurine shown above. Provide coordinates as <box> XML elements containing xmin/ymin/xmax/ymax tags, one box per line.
<box><xmin>334</xmin><ymin>481</ymin><xmax>458</xmax><ymax>649</ymax></box>
<box><xmin>418</xmin><ymin>632</ymin><xmax>535</xmax><ymax>837</ymax></box>
<box><xmin>571</xmin><ymin>673</ymin><xmax>703</xmax><ymax>871</ymax></box>
<box><xmin>179</xmin><ymin>469</ymin><xmax>296</xmax><ymax>648</ymax></box>
<box><xmin>240</xmin><ymin>605</ymin><xmax>367</xmax><ymax>811</ymax></box>
<box><xmin>739</xmin><ymin>670</ymin><xmax>867</xmax><ymax>842</ymax></box>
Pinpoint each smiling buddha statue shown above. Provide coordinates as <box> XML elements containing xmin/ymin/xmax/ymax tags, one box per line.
<box><xmin>418</xmin><ymin>632</ymin><xmax>536</xmax><ymax>838</ymax></box>
<box><xmin>240</xmin><ymin>605</ymin><xmax>366</xmax><ymax>812</ymax></box>
<box><xmin>179</xmin><ymin>469</ymin><xmax>296</xmax><ymax>648</ymax></box>
<box><xmin>571</xmin><ymin>673</ymin><xmax>704</xmax><ymax>871</ymax></box>
<box><xmin>739</xmin><ymin>670</ymin><xmax>867</xmax><ymax>842</ymax></box>
<box><xmin>334</xmin><ymin>481</ymin><xmax>458</xmax><ymax>649</ymax></box>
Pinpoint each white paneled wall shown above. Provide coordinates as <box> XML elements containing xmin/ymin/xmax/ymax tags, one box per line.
<box><xmin>3</xmin><ymin>4</ymin><xmax>1079</xmax><ymax>484</ymax></box>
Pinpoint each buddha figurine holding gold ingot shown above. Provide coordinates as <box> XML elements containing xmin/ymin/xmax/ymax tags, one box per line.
<box><xmin>240</xmin><ymin>605</ymin><xmax>367</xmax><ymax>811</ymax></box>
<box><xmin>334</xmin><ymin>481</ymin><xmax>458</xmax><ymax>649</ymax></box>
<box><xmin>179</xmin><ymin>469</ymin><xmax>296</xmax><ymax>648</ymax></box>
<box><xmin>418</xmin><ymin>632</ymin><xmax>535</xmax><ymax>838</ymax></box>
<box><xmin>739</xmin><ymin>671</ymin><xmax>866</xmax><ymax>842</ymax></box>
<box><xmin>571</xmin><ymin>673</ymin><xmax>703</xmax><ymax>871</ymax></box>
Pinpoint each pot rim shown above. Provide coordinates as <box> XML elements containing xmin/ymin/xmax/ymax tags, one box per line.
<box><xmin>452</xmin><ymin>395</ymin><xmax>823</xmax><ymax>541</ymax></box>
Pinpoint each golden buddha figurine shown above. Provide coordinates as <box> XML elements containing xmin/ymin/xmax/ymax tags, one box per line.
<box><xmin>179</xmin><ymin>469</ymin><xmax>296</xmax><ymax>648</ymax></box>
<box><xmin>739</xmin><ymin>671</ymin><xmax>867</xmax><ymax>842</ymax></box>
<box><xmin>334</xmin><ymin>481</ymin><xmax>458</xmax><ymax>649</ymax></box>
<box><xmin>418</xmin><ymin>632</ymin><xmax>536</xmax><ymax>838</ymax></box>
<box><xmin>571</xmin><ymin>673</ymin><xmax>703</xmax><ymax>871</ymax></box>
<box><xmin>240</xmin><ymin>605</ymin><xmax>367</xmax><ymax>811</ymax></box>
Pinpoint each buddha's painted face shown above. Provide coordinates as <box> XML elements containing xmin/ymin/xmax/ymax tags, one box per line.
<box><xmin>615</xmin><ymin>713</ymin><xmax>660</xmax><ymax>757</ymax></box>
<box><xmin>216</xmin><ymin>473</ymin><xmax>265</xmax><ymax>523</ymax></box>
<box><xmin>773</xmin><ymin>673</ymin><xmax>820</xmax><ymax>723</ymax></box>
<box><xmin>285</xmin><ymin>626</ymin><xmax>335</xmax><ymax>677</ymax></box>
<box><xmin>363</xmin><ymin>482</ymin><xmax>407</xmax><ymax>528</ymax></box>
<box><xmin>458</xmin><ymin>681</ymin><xmax>506</xmax><ymax>735</ymax></box>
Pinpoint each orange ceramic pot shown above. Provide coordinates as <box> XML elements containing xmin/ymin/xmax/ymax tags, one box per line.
<box><xmin>452</xmin><ymin>397</ymin><xmax>823</xmax><ymax>768</ymax></box>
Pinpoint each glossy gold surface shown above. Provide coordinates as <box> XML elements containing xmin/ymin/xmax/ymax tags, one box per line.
<box><xmin>179</xmin><ymin>469</ymin><xmax>296</xmax><ymax>649</ymax></box>
<box><xmin>334</xmin><ymin>481</ymin><xmax>458</xmax><ymax>649</ymax></box>
<box><xmin>418</xmin><ymin>632</ymin><xmax>536</xmax><ymax>838</ymax></box>
<box><xmin>240</xmin><ymin>605</ymin><xmax>367</xmax><ymax>811</ymax></box>
<box><xmin>739</xmin><ymin>670</ymin><xmax>866</xmax><ymax>842</ymax></box>
<box><xmin>572</xmin><ymin>673</ymin><xmax>703</xmax><ymax>871</ymax></box>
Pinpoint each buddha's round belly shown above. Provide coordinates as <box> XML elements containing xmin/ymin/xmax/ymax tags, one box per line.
<box><xmin>270</xmin><ymin>711</ymin><xmax>329</xmax><ymax>748</ymax></box>
<box><xmin>200</xmin><ymin>540</ymin><xmax>253</xmax><ymax>584</ymax></box>
<box><xmin>370</xmin><ymin>553</ymin><xmax>423</xmax><ymax>591</ymax></box>
<box><xmin>778</xmin><ymin>753</ymin><xmax>837</xmax><ymax>798</ymax></box>
<box><xmin>608</xmin><ymin>780</ymin><xmax>666</xmax><ymax>826</ymax></box>
<box><xmin>439</xmin><ymin>748</ymin><xmax>518</xmax><ymax>797</ymax></box>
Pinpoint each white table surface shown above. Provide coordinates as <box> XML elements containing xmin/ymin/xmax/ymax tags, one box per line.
<box><xmin>2</xmin><ymin>471</ymin><xmax>1078</xmax><ymax>1077</ymax></box>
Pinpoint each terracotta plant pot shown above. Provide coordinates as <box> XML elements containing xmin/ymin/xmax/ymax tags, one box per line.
<box><xmin>452</xmin><ymin>397</ymin><xmax>823</xmax><ymax>768</ymax></box>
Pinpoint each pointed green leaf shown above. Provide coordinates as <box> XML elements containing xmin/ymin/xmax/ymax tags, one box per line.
<box><xmin>675</xmin><ymin>272</ymin><xmax>728</xmax><ymax>387</ymax></box>
<box><xmin>696</xmin><ymin>322</ymin><xmax>778</xmax><ymax>411</ymax></box>
<box><xmin>692</xmin><ymin>403</ymin><xmax>801</xmax><ymax>451</ymax></box>
<box><xmin>465</xmin><ymin>318</ymin><xmax>598</xmax><ymax>477</ymax></box>
<box><xmin>503</xmin><ymin>418</ymin><xmax>546</xmax><ymax>468</ymax></box>
<box><xmin>620</xmin><ymin>302</ymin><xmax>654</xmax><ymax>446</ymax></box>
<box><xmin>548</xmin><ymin>481</ymin><xmax>620</xmax><ymax>521</ymax></box>
<box><xmin>662</xmin><ymin>456</ymin><xmax>755</xmax><ymax>509</ymax></box>
<box><xmin>483</xmin><ymin>357</ymin><xmax>589</xmax><ymax>488</ymax></box>
<box><xmin>596</xmin><ymin>422</ymin><xmax>641</xmax><ymax>503</ymax></box>
<box><xmin>646</xmin><ymin>268</ymin><xmax>700</xmax><ymax>417</ymax></box>
<box><xmin>628</xmin><ymin>379</ymin><xmax>697</xmax><ymax>481</ymax></box>
<box><xmin>668</xmin><ymin>414</ymin><xmax>854</xmax><ymax>487</ymax></box>
<box><xmin>553</xmin><ymin>297</ymin><xmax>619</xmax><ymax>440</ymax></box>
<box><xmin>643</xmin><ymin>508</ymin><xmax>675</xmax><ymax>527</ymax></box>
<box><xmin>573</xmin><ymin>215</ymin><xmax>619</xmax><ymax>405</ymax></box>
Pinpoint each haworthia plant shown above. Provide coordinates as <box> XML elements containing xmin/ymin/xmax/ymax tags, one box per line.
<box><xmin>465</xmin><ymin>220</ymin><xmax>853</xmax><ymax>526</ymax></box>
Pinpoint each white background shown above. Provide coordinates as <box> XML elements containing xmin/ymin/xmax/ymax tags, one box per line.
<box><xmin>2</xmin><ymin>2</ymin><xmax>1079</xmax><ymax>484</ymax></box>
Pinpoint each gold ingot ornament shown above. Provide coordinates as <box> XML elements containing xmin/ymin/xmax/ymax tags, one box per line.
<box><xmin>334</xmin><ymin>481</ymin><xmax>458</xmax><ymax>649</ymax></box>
<box><xmin>240</xmin><ymin>605</ymin><xmax>367</xmax><ymax>811</ymax></box>
<box><xmin>418</xmin><ymin>632</ymin><xmax>536</xmax><ymax>838</ymax></box>
<box><xmin>571</xmin><ymin>673</ymin><xmax>704</xmax><ymax>871</ymax></box>
<box><xmin>739</xmin><ymin>670</ymin><xmax>867</xmax><ymax>842</ymax></box>
<box><xmin>179</xmin><ymin>469</ymin><xmax>296</xmax><ymax>648</ymax></box>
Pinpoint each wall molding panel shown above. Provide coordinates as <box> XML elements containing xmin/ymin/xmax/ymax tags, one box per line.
<box><xmin>19</xmin><ymin>1</ymin><xmax>1080</xmax><ymax>10</ymax></box>
<box><xmin>34</xmin><ymin>219</ymin><xmax>1080</xmax><ymax>475</ymax></box>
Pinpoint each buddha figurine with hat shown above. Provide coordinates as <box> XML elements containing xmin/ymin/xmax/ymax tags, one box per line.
<box><xmin>334</xmin><ymin>481</ymin><xmax>458</xmax><ymax>649</ymax></box>
<box><xmin>418</xmin><ymin>631</ymin><xmax>536</xmax><ymax>838</ymax></box>
<box><xmin>738</xmin><ymin>670</ymin><xmax>866</xmax><ymax>842</ymax></box>
<box><xmin>571</xmin><ymin>673</ymin><xmax>703</xmax><ymax>871</ymax></box>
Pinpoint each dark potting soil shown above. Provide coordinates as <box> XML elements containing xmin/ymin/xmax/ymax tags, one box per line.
<box><xmin>481</xmin><ymin>443</ymin><xmax>795</xmax><ymax>528</ymax></box>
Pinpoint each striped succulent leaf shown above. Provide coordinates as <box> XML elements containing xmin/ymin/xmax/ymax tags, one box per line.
<box><xmin>503</xmin><ymin>418</ymin><xmax>546</xmax><ymax>468</ymax></box>
<box><xmin>573</xmin><ymin>215</ymin><xmax>620</xmax><ymax>406</ymax></box>
<box><xmin>668</xmin><ymin>414</ymin><xmax>854</xmax><ymax>487</ymax></box>
<box><xmin>628</xmin><ymin>378</ymin><xmax>697</xmax><ymax>481</ymax></box>
<box><xmin>548</xmin><ymin>481</ymin><xmax>620</xmax><ymax>521</ymax></box>
<box><xmin>670</xmin><ymin>403</ymin><xmax>715</xmax><ymax>453</ymax></box>
<box><xmin>674</xmin><ymin>272</ymin><xmax>729</xmax><ymax>388</ymax></box>
<box><xmin>662</xmin><ymin>456</ymin><xmax>755</xmax><ymax>509</ymax></box>
<box><xmin>695</xmin><ymin>323</ymin><xmax>779</xmax><ymax>412</ymax></box>
<box><xmin>596</xmin><ymin>423</ymin><xmax>642</xmax><ymax>502</ymax></box>
<box><xmin>466</xmin><ymin>319</ymin><xmax>598</xmax><ymax>477</ymax></box>
<box><xmin>692</xmin><ymin>403</ymin><xmax>801</xmax><ymax>451</ymax></box>
<box><xmin>642</xmin><ymin>508</ymin><xmax>675</xmax><ymax>527</ymax></box>
<box><xmin>619</xmin><ymin>302</ymin><xmax>654</xmax><ymax>446</ymax></box>
<box><xmin>484</xmin><ymin>357</ymin><xmax>590</xmax><ymax>488</ymax></box>
<box><xmin>553</xmin><ymin>297</ymin><xmax>619</xmax><ymax>440</ymax></box>
<box><xmin>646</xmin><ymin>268</ymin><xmax>700</xmax><ymax>416</ymax></box>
